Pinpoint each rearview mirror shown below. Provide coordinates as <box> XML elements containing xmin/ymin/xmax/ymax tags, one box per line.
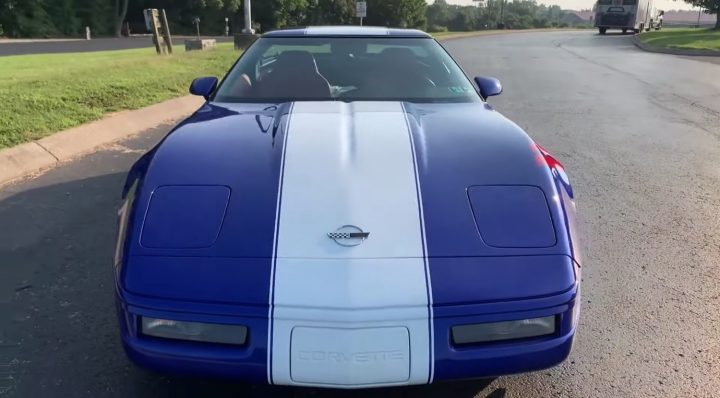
<box><xmin>474</xmin><ymin>76</ymin><xmax>503</xmax><ymax>99</ymax></box>
<box><xmin>189</xmin><ymin>76</ymin><xmax>218</xmax><ymax>100</ymax></box>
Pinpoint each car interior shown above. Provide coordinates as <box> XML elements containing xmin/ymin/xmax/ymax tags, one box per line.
<box><xmin>218</xmin><ymin>41</ymin><xmax>476</xmax><ymax>102</ymax></box>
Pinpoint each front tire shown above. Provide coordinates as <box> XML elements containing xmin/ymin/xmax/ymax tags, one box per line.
<box><xmin>622</xmin><ymin>29</ymin><xmax>628</xmax><ymax>34</ymax></box>
<box><xmin>599</xmin><ymin>27</ymin><xmax>607</xmax><ymax>35</ymax></box>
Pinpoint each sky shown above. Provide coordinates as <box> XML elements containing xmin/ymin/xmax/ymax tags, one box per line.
<box><xmin>438</xmin><ymin>0</ymin><xmax>697</xmax><ymax>11</ymax></box>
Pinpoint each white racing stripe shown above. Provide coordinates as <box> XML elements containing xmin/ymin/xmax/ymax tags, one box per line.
<box><xmin>269</xmin><ymin>102</ymin><xmax>431</xmax><ymax>388</ymax></box>
<box><xmin>304</xmin><ymin>26</ymin><xmax>390</xmax><ymax>36</ymax></box>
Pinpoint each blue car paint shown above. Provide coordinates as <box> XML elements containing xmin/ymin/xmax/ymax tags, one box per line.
<box><xmin>189</xmin><ymin>76</ymin><xmax>218</xmax><ymax>100</ymax></box>
<box><xmin>402</xmin><ymin>102</ymin><xmax>574</xmax><ymax>258</ymax></box>
<box><xmin>432</xmin><ymin>301</ymin><xmax>576</xmax><ymax>381</ymax></box>
<box><xmin>473</xmin><ymin>76</ymin><xmax>503</xmax><ymax>99</ymax></box>
<box><xmin>125</xmin><ymin>102</ymin><xmax>291</xmax><ymax>260</ymax></box>
<box><xmin>115</xmin><ymin>102</ymin><xmax>292</xmax><ymax>382</ymax></box>
<box><xmin>140</xmin><ymin>185</ymin><xmax>231</xmax><ymax>249</ymax></box>
<box><xmin>115</xmin><ymin>98</ymin><xmax>580</xmax><ymax>384</ymax></box>
<box><xmin>467</xmin><ymin>185</ymin><xmax>557</xmax><ymax>248</ymax></box>
<box><xmin>117</xmin><ymin>296</ymin><xmax>269</xmax><ymax>382</ymax></box>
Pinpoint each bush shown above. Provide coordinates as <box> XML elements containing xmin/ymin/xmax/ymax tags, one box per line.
<box><xmin>427</xmin><ymin>24</ymin><xmax>448</xmax><ymax>33</ymax></box>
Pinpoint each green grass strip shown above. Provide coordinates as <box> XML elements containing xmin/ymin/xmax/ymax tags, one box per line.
<box><xmin>0</xmin><ymin>43</ymin><xmax>238</xmax><ymax>148</ymax></box>
<box><xmin>639</xmin><ymin>28</ymin><xmax>720</xmax><ymax>52</ymax></box>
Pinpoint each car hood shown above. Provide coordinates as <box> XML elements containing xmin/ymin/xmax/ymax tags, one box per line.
<box><xmin>126</xmin><ymin>101</ymin><xmax>573</xmax><ymax>260</ymax></box>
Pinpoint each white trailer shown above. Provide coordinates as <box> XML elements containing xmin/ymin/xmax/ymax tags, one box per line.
<box><xmin>594</xmin><ymin>0</ymin><xmax>659</xmax><ymax>34</ymax></box>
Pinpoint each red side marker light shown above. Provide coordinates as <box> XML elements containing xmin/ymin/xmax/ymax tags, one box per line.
<box><xmin>533</xmin><ymin>143</ymin><xmax>564</xmax><ymax>171</ymax></box>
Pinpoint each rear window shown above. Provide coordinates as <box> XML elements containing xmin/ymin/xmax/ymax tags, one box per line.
<box><xmin>213</xmin><ymin>37</ymin><xmax>479</xmax><ymax>103</ymax></box>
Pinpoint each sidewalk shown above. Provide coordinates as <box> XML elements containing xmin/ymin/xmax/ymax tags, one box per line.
<box><xmin>0</xmin><ymin>96</ymin><xmax>204</xmax><ymax>186</ymax></box>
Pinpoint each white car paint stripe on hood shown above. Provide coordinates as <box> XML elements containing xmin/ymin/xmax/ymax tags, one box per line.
<box><xmin>401</xmin><ymin>101</ymin><xmax>434</xmax><ymax>383</ymax></box>
<box><xmin>267</xmin><ymin>102</ymin><xmax>295</xmax><ymax>384</ymax></box>
<box><xmin>304</xmin><ymin>26</ymin><xmax>390</xmax><ymax>36</ymax></box>
<box><xmin>269</xmin><ymin>101</ymin><xmax>431</xmax><ymax>387</ymax></box>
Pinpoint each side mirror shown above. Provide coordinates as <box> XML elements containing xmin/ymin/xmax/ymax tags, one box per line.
<box><xmin>189</xmin><ymin>76</ymin><xmax>218</xmax><ymax>100</ymax></box>
<box><xmin>474</xmin><ymin>76</ymin><xmax>503</xmax><ymax>99</ymax></box>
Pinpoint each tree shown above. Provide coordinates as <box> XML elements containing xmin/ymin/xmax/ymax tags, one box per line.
<box><xmin>114</xmin><ymin>0</ymin><xmax>129</xmax><ymax>37</ymax></box>
<box><xmin>364</xmin><ymin>0</ymin><xmax>426</xmax><ymax>29</ymax></box>
<box><xmin>684</xmin><ymin>0</ymin><xmax>720</xmax><ymax>29</ymax></box>
<box><xmin>76</xmin><ymin>0</ymin><xmax>114</xmax><ymax>36</ymax></box>
<box><xmin>427</xmin><ymin>0</ymin><xmax>451</xmax><ymax>30</ymax></box>
<box><xmin>13</xmin><ymin>0</ymin><xmax>58</xmax><ymax>37</ymax></box>
<box><xmin>307</xmin><ymin>0</ymin><xmax>356</xmax><ymax>25</ymax></box>
<box><xmin>50</xmin><ymin>0</ymin><xmax>81</xmax><ymax>36</ymax></box>
<box><xmin>448</xmin><ymin>7</ymin><xmax>477</xmax><ymax>31</ymax></box>
<box><xmin>252</xmin><ymin>0</ymin><xmax>309</xmax><ymax>30</ymax></box>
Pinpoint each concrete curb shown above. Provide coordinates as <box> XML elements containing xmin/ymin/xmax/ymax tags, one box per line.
<box><xmin>436</xmin><ymin>28</ymin><xmax>585</xmax><ymax>41</ymax></box>
<box><xmin>0</xmin><ymin>95</ymin><xmax>204</xmax><ymax>186</ymax></box>
<box><xmin>632</xmin><ymin>35</ymin><xmax>720</xmax><ymax>57</ymax></box>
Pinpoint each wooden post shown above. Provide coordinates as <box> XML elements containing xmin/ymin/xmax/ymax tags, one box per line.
<box><xmin>149</xmin><ymin>10</ymin><xmax>165</xmax><ymax>55</ymax></box>
<box><xmin>160</xmin><ymin>9</ymin><xmax>173</xmax><ymax>54</ymax></box>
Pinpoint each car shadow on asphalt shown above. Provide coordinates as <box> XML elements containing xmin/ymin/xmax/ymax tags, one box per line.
<box><xmin>144</xmin><ymin>374</ymin><xmax>502</xmax><ymax>398</ymax></box>
<box><xmin>1</xmin><ymin>172</ymin><xmax>504</xmax><ymax>398</ymax></box>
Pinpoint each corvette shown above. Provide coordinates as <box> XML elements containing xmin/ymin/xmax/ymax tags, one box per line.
<box><xmin>114</xmin><ymin>26</ymin><xmax>581</xmax><ymax>388</ymax></box>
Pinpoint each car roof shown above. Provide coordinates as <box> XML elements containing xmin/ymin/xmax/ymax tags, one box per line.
<box><xmin>261</xmin><ymin>26</ymin><xmax>432</xmax><ymax>38</ymax></box>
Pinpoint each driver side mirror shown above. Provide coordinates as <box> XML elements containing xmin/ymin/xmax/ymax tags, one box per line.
<box><xmin>474</xmin><ymin>76</ymin><xmax>503</xmax><ymax>99</ymax></box>
<box><xmin>189</xmin><ymin>76</ymin><xmax>218</xmax><ymax>100</ymax></box>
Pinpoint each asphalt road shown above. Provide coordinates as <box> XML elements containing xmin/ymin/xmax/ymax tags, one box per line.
<box><xmin>2</xmin><ymin>31</ymin><xmax>720</xmax><ymax>397</ymax></box>
<box><xmin>0</xmin><ymin>36</ymin><xmax>234</xmax><ymax>56</ymax></box>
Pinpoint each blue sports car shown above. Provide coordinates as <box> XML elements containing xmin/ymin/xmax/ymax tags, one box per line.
<box><xmin>114</xmin><ymin>26</ymin><xmax>581</xmax><ymax>388</ymax></box>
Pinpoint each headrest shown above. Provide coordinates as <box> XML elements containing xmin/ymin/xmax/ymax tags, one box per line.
<box><xmin>274</xmin><ymin>50</ymin><xmax>319</xmax><ymax>74</ymax></box>
<box><xmin>378</xmin><ymin>47</ymin><xmax>417</xmax><ymax>60</ymax></box>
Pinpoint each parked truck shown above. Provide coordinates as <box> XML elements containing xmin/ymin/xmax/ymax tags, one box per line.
<box><xmin>595</xmin><ymin>0</ymin><xmax>662</xmax><ymax>34</ymax></box>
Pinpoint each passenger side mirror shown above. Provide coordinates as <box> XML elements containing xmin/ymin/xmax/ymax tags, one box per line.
<box><xmin>189</xmin><ymin>76</ymin><xmax>218</xmax><ymax>100</ymax></box>
<box><xmin>474</xmin><ymin>76</ymin><xmax>503</xmax><ymax>99</ymax></box>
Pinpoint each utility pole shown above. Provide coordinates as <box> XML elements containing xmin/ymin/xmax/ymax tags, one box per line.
<box><xmin>243</xmin><ymin>0</ymin><xmax>255</xmax><ymax>34</ymax></box>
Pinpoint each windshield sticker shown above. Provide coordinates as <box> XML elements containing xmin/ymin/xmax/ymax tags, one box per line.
<box><xmin>449</xmin><ymin>86</ymin><xmax>471</xmax><ymax>94</ymax></box>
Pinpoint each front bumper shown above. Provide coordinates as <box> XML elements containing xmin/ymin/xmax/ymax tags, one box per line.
<box><xmin>117</xmin><ymin>288</ymin><xmax>578</xmax><ymax>387</ymax></box>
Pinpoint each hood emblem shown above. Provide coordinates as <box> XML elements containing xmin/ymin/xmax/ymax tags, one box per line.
<box><xmin>327</xmin><ymin>225</ymin><xmax>370</xmax><ymax>247</ymax></box>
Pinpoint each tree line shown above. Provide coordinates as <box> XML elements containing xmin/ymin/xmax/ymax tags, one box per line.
<box><xmin>428</xmin><ymin>0</ymin><xmax>578</xmax><ymax>31</ymax></box>
<box><xmin>0</xmin><ymin>0</ymin><xmax>594</xmax><ymax>39</ymax></box>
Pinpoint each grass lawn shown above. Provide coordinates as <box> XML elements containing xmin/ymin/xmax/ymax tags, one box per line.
<box><xmin>0</xmin><ymin>43</ymin><xmax>239</xmax><ymax>148</ymax></box>
<box><xmin>638</xmin><ymin>28</ymin><xmax>720</xmax><ymax>52</ymax></box>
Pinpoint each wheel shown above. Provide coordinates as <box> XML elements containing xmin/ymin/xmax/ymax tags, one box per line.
<box><xmin>622</xmin><ymin>29</ymin><xmax>628</xmax><ymax>34</ymax></box>
<box><xmin>599</xmin><ymin>27</ymin><xmax>607</xmax><ymax>35</ymax></box>
<box><xmin>634</xmin><ymin>24</ymin><xmax>642</xmax><ymax>34</ymax></box>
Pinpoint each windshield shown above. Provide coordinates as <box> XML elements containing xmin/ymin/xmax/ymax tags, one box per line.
<box><xmin>213</xmin><ymin>37</ymin><xmax>480</xmax><ymax>103</ymax></box>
